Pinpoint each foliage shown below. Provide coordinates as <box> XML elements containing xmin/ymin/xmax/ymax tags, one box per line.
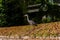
<box><xmin>0</xmin><ymin>13</ymin><xmax>7</xmax><ymax>26</ymax></box>
<box><xmin>0</xmin><ymin>0</ymin><xmax>27</xmax><ymax>26</ymax></box>
<box><xmin>0</xmin><ymin>0</ymin><xmax>60</xmax><ymax>26</ymax></box>
<box><xmin>0</xmin><ymin>0</ymin><xmax>7</xmax><ymax>26</ymax></box>
<box><xmin>33</xmin><ymin>0</ymin><xmax>60</xmax><ymax>23</ymax></box>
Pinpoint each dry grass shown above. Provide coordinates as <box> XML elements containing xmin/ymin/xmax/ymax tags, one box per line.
<box><xmin>0</xmin><ymin>22</ymin><xmax>60</xmax><ymax>37</ymax></box>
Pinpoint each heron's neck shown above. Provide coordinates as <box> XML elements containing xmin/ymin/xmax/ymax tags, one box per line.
<box><xmin>26</xmin><ymin>15</ymin><xmax>29</xmax><ymax>21</ymax></box>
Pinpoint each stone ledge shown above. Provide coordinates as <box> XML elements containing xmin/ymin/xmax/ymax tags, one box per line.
<box><xmin>0</xmin><ymin>36</ymin><xmax>60</xmax><ymax>40</ymax></box>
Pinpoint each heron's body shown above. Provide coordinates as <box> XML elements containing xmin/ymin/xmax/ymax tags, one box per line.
<box><xmin>28</xmin><ymin>20</ymin><xmax>37</xmax><ymax>26</ymax></box>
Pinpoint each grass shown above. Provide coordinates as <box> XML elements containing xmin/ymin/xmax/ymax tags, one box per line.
<box><xmin>0</xmin><ymin>21</ymin><xmax>60</xmax><ymax>37</ymax></box>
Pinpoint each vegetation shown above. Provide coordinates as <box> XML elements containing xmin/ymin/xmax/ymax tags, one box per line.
<box><xmin>0</xmin><ymin>0</ymin><xmax>60</xmax><ymax>26</ymax></box>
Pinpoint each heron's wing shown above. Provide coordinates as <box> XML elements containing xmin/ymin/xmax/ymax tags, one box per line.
<box><xmin>28</xmin><ymin>20</ymin><xmax>37</xmax><ymax>26</ymax></box>
<box><xmin>29</xmin><ymin>20</ymin><xmax>36</xmax><ymax>24</ymax></box>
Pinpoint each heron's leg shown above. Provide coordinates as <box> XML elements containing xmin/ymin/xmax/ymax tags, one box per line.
<box><xmin>29</xmin><ymin>25</ymin><xmax>33</xmax><ymax>34</ymax></box>
<box><xmin>33</xmin><ymin>25</ymin><xmax>37</xmax><ymax>38</ymax></box>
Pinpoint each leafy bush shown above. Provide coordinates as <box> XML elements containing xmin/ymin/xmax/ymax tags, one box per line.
<box><xmin>46</xmin><ymin>15</ymin><xmax>52</xmax><ymax>22</ymax></box>
<box><xmin>0</xmin><ymin>0</ymin><xmax>7</xmax><ymax>26</ymax></box>
<box><xmin>0</xmin><ymin>13</ymin><xmax>7</xmax><ymax>26</ymax></box>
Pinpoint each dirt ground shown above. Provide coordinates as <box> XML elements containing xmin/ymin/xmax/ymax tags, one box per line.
<box><xmin>0</xmin><ymin>21</ymin><xmax>60</xmax><ymax>37</ymax></box>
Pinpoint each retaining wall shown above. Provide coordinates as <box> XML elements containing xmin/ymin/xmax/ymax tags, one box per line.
<box><xmin>0</xmin><ymin>36</ymin><xmax>60</xmax><ymax>40</ymax></box>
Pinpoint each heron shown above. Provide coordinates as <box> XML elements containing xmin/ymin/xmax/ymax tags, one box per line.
<box><xmin>24</xmin><ymin>14</ymin><xmax>37</xmax><ymax>37</ymax></box>
<box><xmin>24</xmin><ymin>14</ymin><xmax>37</xmax><ymax>26</ymax></box>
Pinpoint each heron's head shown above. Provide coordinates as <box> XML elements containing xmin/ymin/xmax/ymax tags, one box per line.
<box><xmin>24</xmin><ymin>14</ymin><xmax>28</xmax><ymax>17</ymax></box>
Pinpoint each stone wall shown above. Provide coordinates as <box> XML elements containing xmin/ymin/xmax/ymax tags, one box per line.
<box><xmin>0</xmin><ymin>36</ymin><xmax>60</xmax><ymax>40</ymax></box>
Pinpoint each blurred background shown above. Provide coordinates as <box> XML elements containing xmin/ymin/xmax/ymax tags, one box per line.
<box><xmin>0</xmin><ymin>0</ymin><xmax>60</xmax><ymax>26</ymax></box>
